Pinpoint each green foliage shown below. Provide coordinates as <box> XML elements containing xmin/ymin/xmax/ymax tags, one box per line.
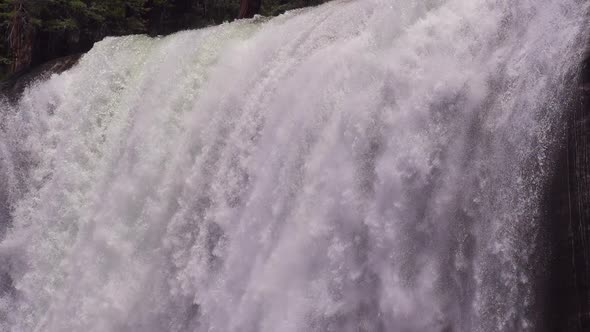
<box><xmin>0</xmin><ymin>0</ymin><xmax>153</xmax><ymax>76</ymax></box>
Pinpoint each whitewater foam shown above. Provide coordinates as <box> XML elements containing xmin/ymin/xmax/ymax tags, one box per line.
<box><xmin>0</xmin><ymin>0</ymin><xmax>588</xmax><ymax>331</ymax></box>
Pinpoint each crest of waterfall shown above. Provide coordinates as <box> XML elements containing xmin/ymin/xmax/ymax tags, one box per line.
<box><xmin>0</xmin><ymin>0</ymin><xmax>588</xmax><ymax>331</ymax></box>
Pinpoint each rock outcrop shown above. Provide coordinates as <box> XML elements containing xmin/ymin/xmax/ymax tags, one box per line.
<box><xmin>546</xmin><ymin>48</ymin><xmax>590</xmax><ymax>331</ymax></box>
<box><xmin>0</xmin><ymin>54</ymin><xmax>81</xmax><ymax>102</ymax></box>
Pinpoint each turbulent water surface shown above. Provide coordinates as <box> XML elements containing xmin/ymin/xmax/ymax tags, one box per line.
<box><xmin>0</xmin><ymin>0</ymin><xmax>589</xmax><ymax>331</ymax></box>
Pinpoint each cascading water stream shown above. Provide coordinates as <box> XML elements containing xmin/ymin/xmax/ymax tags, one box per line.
<box><xmin>0</xmin><ymin>0</ymin><xmax>588</xmax><ymax>331</ymax></box>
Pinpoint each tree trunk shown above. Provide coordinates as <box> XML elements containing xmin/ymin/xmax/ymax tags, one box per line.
<box><xmin>238</xmin><ymin>0</ymin><xmax>261</xmax><ymax>19</ymax></box>
<box><xmin>8</xmin><ymin>1</ymin><xmax>34</xmax><ymax>74</ymax></box>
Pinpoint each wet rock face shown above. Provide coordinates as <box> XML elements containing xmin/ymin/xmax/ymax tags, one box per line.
<box><xmin>546</xmin><ymin>52</ymin><xmax>590</xmax><ymax>332</ymax></box>
<box><xmin>0</xmin><ymin>54</ymin><xmax>81</xmax><ymax>102</ymax></box>
<box><xmin>569</xmin><ymin>52</ymin><xmax>590</xmax><ymax>330</ymax></box>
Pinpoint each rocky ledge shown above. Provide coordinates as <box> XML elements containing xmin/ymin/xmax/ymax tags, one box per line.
<box><xmin>0</xmin><ymin>54</ymin><xmax>81</xmax><ymax>102</ymax></box>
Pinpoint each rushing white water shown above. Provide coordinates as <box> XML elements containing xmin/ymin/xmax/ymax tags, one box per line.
<box><xmin>0</xmin><ymin>0</ymin><xmax>588</xmax><ymax>331</ymax></box>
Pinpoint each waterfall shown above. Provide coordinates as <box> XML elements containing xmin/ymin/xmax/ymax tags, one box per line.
<box><xmin>0</xmin><ymin>0</ymin><xmax>588</xmax><ymax>331</ymax></box>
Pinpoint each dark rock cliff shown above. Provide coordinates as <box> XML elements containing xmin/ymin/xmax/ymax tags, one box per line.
<box><xmin>0</xmin><ymin>54</ymin><xmax>81</xmax><ymax>102</ymax></box>
<box><xmin>545</xmin><ymin>47</ymin><xmax>590</xmax><ymax>331</ymax></box>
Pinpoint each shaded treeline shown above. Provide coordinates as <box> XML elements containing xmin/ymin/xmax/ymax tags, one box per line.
<box><xmin>0</xmin><ymin>0</ymin><xmax>329</xmax><ymax>79</ymax></box>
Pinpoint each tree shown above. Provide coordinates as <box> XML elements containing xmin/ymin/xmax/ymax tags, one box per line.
<box><xmin>0</xmin><ymin>0</ymin><xmax>35</xmax><ymax>73</ymax></box>
<box><xmin>238</xmin><ymin>0</ymin><xmax>260</xmax><ymax>19</ymax></box>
